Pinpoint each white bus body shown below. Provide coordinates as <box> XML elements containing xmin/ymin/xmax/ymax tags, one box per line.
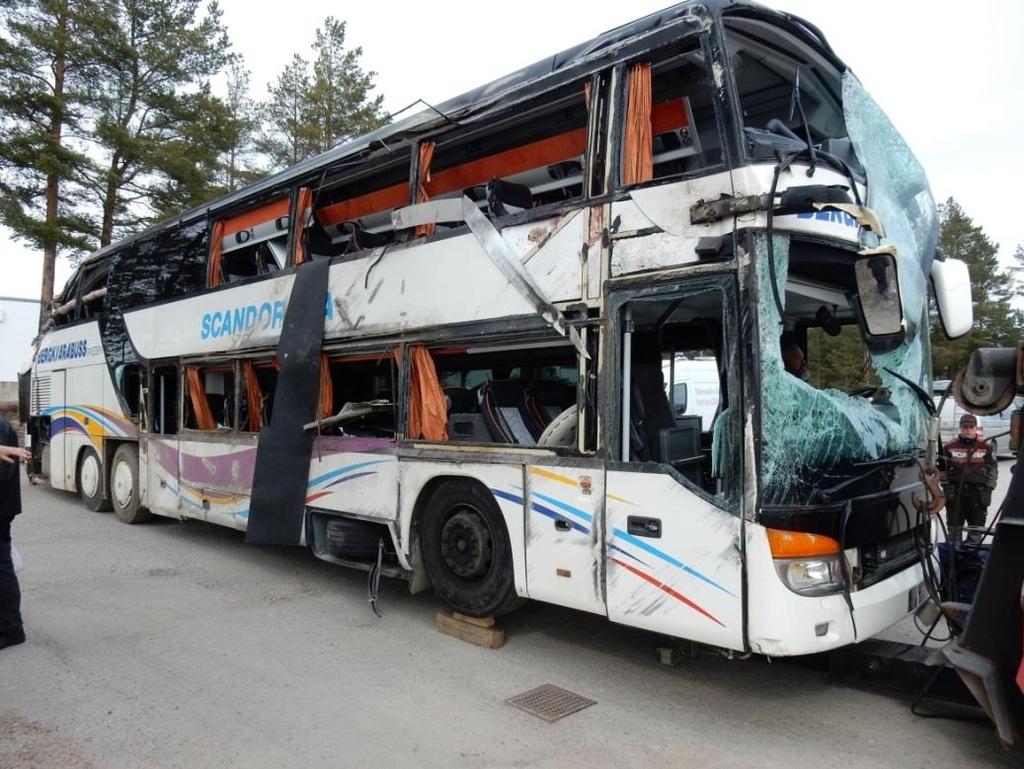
<box><xmin>25</xmin><ymin>1</ymin><xmax>958</xmax><ymax>657</ymax></box>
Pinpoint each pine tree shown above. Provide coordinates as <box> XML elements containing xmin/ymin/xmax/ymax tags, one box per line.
<box><xmin>220</xmin><ymin>60</ymin><xmax>260</xmax><ymax>191</ymax></box>
<box><xmin>0</xmin><ymin>0</ymin><xmax>111</xmax><ymax>326</ymax></box>
<box><xmin>85</xmin><ymin>0</ymin><xmax>237</xmax><ymax>245</ymax></box>
<box><xmin>257</xmin><ymin>17</ymin><xmax>387</xmax><ymax>171</ymax></box>
<box><xmin>256</xmin><ymin>54</ymin><xmax>313</xmax><ymax>169</ymax></box>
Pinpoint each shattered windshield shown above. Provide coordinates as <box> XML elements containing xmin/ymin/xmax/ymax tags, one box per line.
<box><xmin>756</xmin><ymin>75</ymin><xmax>936</xmax><ymax>505</ymax></box>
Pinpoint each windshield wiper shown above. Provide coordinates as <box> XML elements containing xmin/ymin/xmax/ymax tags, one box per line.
<box><xmin>884</xmin><ymin>367</ymin><xmax>937</xmax><ymax>416</ymax></box>
<box><xmin>788</xmin><ymin>67</ymin><xmax>817</xmax><ymax>175</ymax></box>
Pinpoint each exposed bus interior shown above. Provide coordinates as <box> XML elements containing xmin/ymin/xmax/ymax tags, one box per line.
<box><xmin>184</xmin><ymin>365</ymin><xmax>236</xmax><ymax>430</ymax></box>
<box><xmin>434</xmin><ymin>342</ymin><xmax>579</xmax><ymax>447</ymax></box>
<box><xmin>318</xmin><ymin>353</ymin><xmax>397</xmax><ymax>439</ymax></box>
<box><xmin>150</xmin><ymin>365</ymin><xmax>179</xmax><ymax>435</ymax></box>
<box><xmin>623</xmin><ymin>286</ymin><xmax>733</xmax><ymax>501</ymax></box>
<box><xmin>723</xmin><ymin>11</ymin><xmax>861</xmax><ymax>174</ymax></box>
<box><xmin>620</xmin><ymin>39</ymin><xmax>720</xmax><ymax>184</ymax></box>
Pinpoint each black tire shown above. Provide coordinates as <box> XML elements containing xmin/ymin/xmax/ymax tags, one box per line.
<box><xmin>77</xmin><ymin>447</ymin><xmax>111</xmax><ymax>512</ymax></box>
<box><xmin>110</xmin><ymin>444</ymin><xmax>150</xmax><ymax>524</ymax></box>
<box><xmin>420</xmin><ymin>480</ymin><xmax>522</xmax><ymax>617</ymax></box>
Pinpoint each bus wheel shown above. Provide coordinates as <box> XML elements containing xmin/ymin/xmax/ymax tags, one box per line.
<box><xmin>420</xmin><ymin>480</ymin><xmax>522</xmax><ymax>618</ymax></box>
<box><xmin>77</xmin><ymin>447</ymin><xmax>111</xmax><ymax>512</ymax></box>
<box><xmin>111</xmin><ymin>444</ymin><xmax>150</xmax><ymax>524</ymax></box>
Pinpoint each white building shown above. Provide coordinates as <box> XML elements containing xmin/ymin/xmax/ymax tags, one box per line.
<box><xmin>0</xmin><ymin>296</ymin><xmax>40</xmax><ymax>409</ymax></box>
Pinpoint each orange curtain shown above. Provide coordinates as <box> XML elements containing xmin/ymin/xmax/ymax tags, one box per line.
<box><xmin>293</xmin><ymin>186</ymin><xmax>314</xmax><ymax>264</ymax></box>
<box><xmin>208</xmin><ymin>220</ymin><xmax>225</xmax><ymax>287</ymax></box>
<box><xmin>186</xmin><ymin>367</ymin><xmax>216</xmax><ymax>431</ymax></box>
<box><xmin>243</xmin><ymin>360</ymin><xmax>264</xmax><ymax>432</ymax></box>
<box><xmin>414</xmin><ymin>141</ymin><xmax>436</xmax><ymax>238</ymax></box>
<box><xmin>406</xmin><ymin>345</ymin><xmax>448</xmax><ymax>441</ymax></box>
<box><xmin>318</xmin><ymin>353</ymin><xmax>333</xmax><ymax>420</ymax></box>
<box><xmin>623</xmin><ymin>63</ymin><xmax>653</xmax><ymax>186</ymax></box>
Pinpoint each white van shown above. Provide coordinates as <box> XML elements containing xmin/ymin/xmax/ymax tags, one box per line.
<box><xmin>663</xmin><ymin>356</ymin><xmax>721</xmax><ymax>432</ymax></box>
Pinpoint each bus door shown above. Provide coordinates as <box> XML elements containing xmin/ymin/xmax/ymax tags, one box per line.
<box><xmin>524</xmin><ymin>462</ymin><xmax>606</xmax><ymax>614</ymax></box>
<box><xmin>604</xmin><ymin>282</ymin><xmax>744</xmax><ymax>651</ymax></box>
<box><xmin>48</xmin><ymin>369</ymin><xmax>69</xmax><ymax>489</ymax></box>
<box><xmin>142</xmin><ymin>364</ymin><xmax>183</xmax><ymax>517</ymax></box>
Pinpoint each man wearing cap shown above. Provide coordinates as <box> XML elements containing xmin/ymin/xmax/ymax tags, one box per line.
<box><xmin>940</xmin><ymin>413</ymin><xmax>998</xmax><ymax>544</ymax></box>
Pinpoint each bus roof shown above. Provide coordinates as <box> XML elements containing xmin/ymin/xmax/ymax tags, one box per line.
<box><xmin>70</xmin><ymin>0</ymin><xmax>841</xmax><ymax>274</ymax></box>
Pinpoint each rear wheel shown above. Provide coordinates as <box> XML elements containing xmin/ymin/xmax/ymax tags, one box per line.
<box><xmin>77</xmin><ymin>447</ymin><xmax>110</xmax><ymax>512</ymax></box>
<box><xmin>111</xmin><ymin>444</ymin><xmax>150</xmax><ymax>524</ymax></box>
<box><xmin>420</xmin><ymin>480</ymin><xmax>522</xmax><ymax>617</ymax></box>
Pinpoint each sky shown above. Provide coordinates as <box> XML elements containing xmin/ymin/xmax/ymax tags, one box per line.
<box><xmin>3</xmin><ymin>0</ymin><xmax>1022</xmax><ymax>301</ymax></box>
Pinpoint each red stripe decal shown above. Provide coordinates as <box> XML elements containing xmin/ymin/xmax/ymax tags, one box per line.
<box><xmin>305</xmin><ymin>491</ymin><xmax>332</xmax><ymax>503</ymax></box>
<box><xmin>610</xmin><ymin>556</ymin><xmax>725</xmax><ymax>627</ymax></box>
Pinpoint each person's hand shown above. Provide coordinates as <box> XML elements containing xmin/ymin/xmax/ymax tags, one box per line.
<box><xmin>0</xmin><ymin>446</ymin><xmax>31</xmax><ymax>464</ymax></box>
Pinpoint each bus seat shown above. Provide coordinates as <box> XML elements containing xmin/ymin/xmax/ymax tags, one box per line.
<box><xmin>486</xmin><ymin>179</ymin><xmax>532</xmax><ymax>218</ymax></box>
<box><xmin>527</xmin><ymin>380</ymin><xmax>575</xmax><ymax>424</ymax></box>
<box><xmin>443</xmin><ymin>387</ymin><xmax>474</xmax><ymax>414</ymax></box>
<box><xmin>631</xmin><ymin>365</ymin><xmax>702</xmax><ymax>477</ymax></box>
<box><xmin>480</xmin><ymin>380</ymin><xmax>544</xmax><ymax>444</ymax></box>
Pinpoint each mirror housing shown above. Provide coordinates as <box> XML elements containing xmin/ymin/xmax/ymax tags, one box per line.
<box><xmin>855</xmin><ymin>247</ymin><xmax>905</xmax><ymax>350</ymax></box>
<box><xmin>931</xmin><ymin>258</ymin><xmax>973</xmax><ymax>339</ymax></box>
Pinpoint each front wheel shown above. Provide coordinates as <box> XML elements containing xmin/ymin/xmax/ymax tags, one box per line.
<box><xmin>111</xmin><ymin>444</ymin><xmax>150</xmax><ymax>524</ymax></box>
<box><xmin>420</xmin><ymin>480</ymin><xmax>522</xmax><ymax>617</ymax></box>
<box><xmin>77</xmin><ymin>447</ymin><xmax>111</xmax><ymax>512</ymax></box>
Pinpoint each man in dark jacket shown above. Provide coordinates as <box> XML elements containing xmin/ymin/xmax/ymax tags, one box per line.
<box><xmin>0</xmin><ymin>415</ymin><xmax>31</xmax><ymax>650</ymax></box>
<box><xmin>941</xmin><ymin>413</ymin><xmax>998</xmax><ymax>545</ymax></box>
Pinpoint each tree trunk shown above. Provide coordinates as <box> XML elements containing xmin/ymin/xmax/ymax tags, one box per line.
<box><xmin>38</xmin><ymin>8</ymin><xmax>69</xmax><ymax>330</ymax></box>
<box><xmin>99</xmin><ymin>157</ymin><xmax>121</xmax><ymax>247</ymax></box>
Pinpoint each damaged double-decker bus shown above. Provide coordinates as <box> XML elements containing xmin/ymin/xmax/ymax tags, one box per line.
<box><xmin>24</xmin><ymin>1</ymin><xmax>973</xmax><ymax>655</ymax></box>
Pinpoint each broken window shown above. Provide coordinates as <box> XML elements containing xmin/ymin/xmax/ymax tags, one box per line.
<box><xmin>724</xmin><ymin>14</ymin><xmax>857</xmax><ymax>171</ymax></box>
<box><xmin>309</xmin><ymin>153</ymin><xmax>413</xmax><ymax>257</ymax></box>
<box><xmin>150</xmin><ymin>365</ymin><xmax>179</xmax><ymax>435</ymax></box>
<box><xmin>420</xmin><ymin>78</ymin><xmax>591</xmax><ymax>226</ymax></box>
<box><xmin>210</xmin><ymin>197</ymin><xmax>289</xmax><ymax>286</ymax></box>
<box><xmin>315</xmin><ymin>352</ymin><xmax>397</xmax><ymax>439</ymax></box>
<box><xmin>432</xmin><ymin>340</ymin><xmax>580</xmax><ymax>447</ymax></box>
<box><xmin>619</xmin><ymin>36</ymin><xmax>720</xmax><ymax>187</ymax></box>
<box><xmin>238</xmin><ymin>359</ymin><xmax>278</xmax><ymax>433</ymax></box>
<box><xmin>755</xmin><ymin>233</ymin><xmax>929</xmax><ymax>504</ymax></box>
<box><xmin>619</xmin><ymin>282</ymin><xmax>737</xmax><ymax>505</ymax></box>
<box><xmin>115</xmin><ymin>363</ymin><xmax>142</xmax><ymax>418</ymax></box>
<box><xmin>184</xmin><ymin>365</ymin><xmax>236</xmax><ymax>431</ymax></box>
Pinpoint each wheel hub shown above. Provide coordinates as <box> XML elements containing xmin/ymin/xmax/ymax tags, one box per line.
<box><xmin>113</xmin><ymin>461</ymin><xmax>134</xmax><ymax>508</ymax></box>
<box><xmin>440</xmin><ymin>508</ymin><xmax>493</xmax><ymax>579</ymax></box>
<box><xmin>81</xmin><ymin>455</ymin><xmax>100</xmax><ymax>498</ymax></box>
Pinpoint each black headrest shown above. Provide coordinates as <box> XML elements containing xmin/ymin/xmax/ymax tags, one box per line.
<box><xmin>486</xmin><ymin>179</ymin><xmax>532</xmax><ymax>217</ymax></box>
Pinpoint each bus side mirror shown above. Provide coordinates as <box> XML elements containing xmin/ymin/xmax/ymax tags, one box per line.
<box><xmin>930</xmin><ymin>258</ymin><xmax>973</xmax><ymax>339</ymax></box>
<box><xmin>855</xmin><ymin>249</ymin><xmax>905</xmax><ymax>347</ymax></box>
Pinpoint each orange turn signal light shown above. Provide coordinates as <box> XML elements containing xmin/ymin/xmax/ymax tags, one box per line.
<box><xmin>766</xmin><ymin>528</ymin><xmax>841</xmax><ymax>558</ymax></box>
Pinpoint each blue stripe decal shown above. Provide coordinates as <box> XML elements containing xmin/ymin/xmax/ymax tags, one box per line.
<box><xmin>612</xmin><ymin>527</ymin><xmax>735</xmax><ymax>596</ymax></box>
<box><xmin>324</xmin><ymin>471</ymin><xmax>378</xmax><ymax>489</ymax></box>
<box><xmin>308</xmin><ymin>460</ymin><xmax>389</xmax><ymax>489</ymax></box>
<box><xmin>608</xmin><ymin>543</ymin><xmax>650</xmax><ymax>568</ymax></box>
<box><xmin>490</xmin><ymin>488</ymin><xmax>524</xmax><ymax>506</ymax></box>
<box><xmin>531</xmin><ymin>491</ymin><xmax>593</xmax><ymax>523</ymax></box>
<box><xmin>50</xmin><ymin>406</ymin><xmax>122</xmax><ymax>436</ymax></box>
<box><xmin>531</xmin><ymin>502</ymin><xmax>589</xmax><ymax>535</ymax></box>
<box><xmin>164</xmin><ymin>482</ymin><xmax>205</xmax><ymax>511</ymax></box>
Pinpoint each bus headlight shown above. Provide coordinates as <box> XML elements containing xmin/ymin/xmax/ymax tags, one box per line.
<box><xmin>765</xmin><ymin>528</ymin><xmax>846</xmax><ymax>597</ymax></box>
<box><xmin>774</xmin><ymin>557</ymin><xmax>845</xmax><ymax>596</ymax></box>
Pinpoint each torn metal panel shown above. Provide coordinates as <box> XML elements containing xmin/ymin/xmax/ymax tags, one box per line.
<box><xmin>247</xmin><ymin>257</ymin><xmax>331</xmax><ymax>546</ymax></box>
<box><xmin>514</xmin><ymin>210</ymin><xmax>585</xmax><ymax>302</ymax></box>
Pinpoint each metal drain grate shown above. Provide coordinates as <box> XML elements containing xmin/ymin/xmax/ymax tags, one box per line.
<box><xmin>506</xmin><ymin>684</ymin><xmax>596</xmax><ymax>722</ymax></box>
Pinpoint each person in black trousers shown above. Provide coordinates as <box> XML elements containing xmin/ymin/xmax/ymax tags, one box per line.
<box><xmin>0</xmin><ymin>415</ymin><xmax>30</xmax><ymax>650</ymax></box>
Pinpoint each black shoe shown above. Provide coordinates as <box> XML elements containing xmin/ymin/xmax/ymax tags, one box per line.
<box><xmin>0</xmin><ymin>628</ymin><xmax>25</xmax><ymax>650</ymax></box>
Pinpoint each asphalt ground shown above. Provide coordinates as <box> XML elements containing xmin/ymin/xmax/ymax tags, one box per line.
<box><xmin>1</xmin><ymin>470</ymin><xmax>1019</xmax><ymax>769</ymax></box>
